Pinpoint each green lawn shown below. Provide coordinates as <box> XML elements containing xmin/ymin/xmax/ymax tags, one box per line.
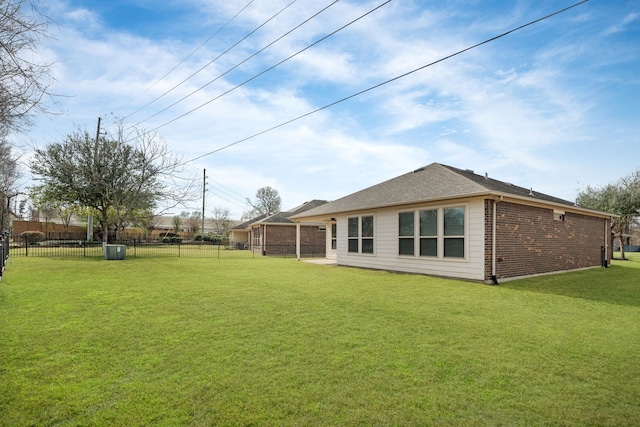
<box><xmin>1</xmin><ymin>254</ymin><xmax>639</xmax><ymax>426</ymax></box>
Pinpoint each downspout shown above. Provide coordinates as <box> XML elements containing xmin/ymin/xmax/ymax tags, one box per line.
<box><xmin>604</xmin><ymin>218</ymin><xmax>609</xmax><ymax>267</ymax></box>
<box><xmin>491</xmin><ymin>197</ymin><xmax>501</xmax><ymax>285</ymax></box>
<box><xmin>263</xmin><ymin>224</ymin><xmax>267</xmax><ymax>256</ymax></box>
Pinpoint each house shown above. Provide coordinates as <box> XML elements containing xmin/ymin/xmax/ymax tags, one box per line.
<box><xmin>291</xmin><ymin>163</ymin><xmax>615</xmax><ymax>283</ymax></box>
<box><xmin>230</xmin><ymin>200</ymin><xmax>328</xmax><ymax>257</ymax></box>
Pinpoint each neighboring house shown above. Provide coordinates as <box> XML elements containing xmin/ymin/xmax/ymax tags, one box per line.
<box><xmin>231</xmin><ymin>200</ymin><xmax>328</xmax><ymax>256</ymax></box>
<box><xmin>291</xmin><ymin>163</ymin><xmax>615</xmax><ymax>283</ymax></box>
<box><xmin>229</xmin><ymin>214</ymin><xmax>266</xmax><ymax>249</ymax></box>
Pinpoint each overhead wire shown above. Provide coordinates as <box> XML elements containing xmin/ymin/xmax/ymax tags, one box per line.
<box><xmin>143</xmin><ymin>0</ymin><xmax>393</xmax><ymax>135</ymax></box>
<box><xmin>131</xmin><ymin>0</ymin><xmax>341</xmax><ymax>128</ymax></box>
<box><xmin>176</xmin><ymin>0</ymin><xmax>589</xmax><ymax>167</ymax></box>
<box><xmin>206</xmin><ymin>190</ymin><xmax>248</xmax><ymax>210</ymax></box>
<box><xmin>126</xmin><ymin>0</ymin><xmax>297</xmax><ymax>127</ymax></box>
<box><xmin>208</xmin><ymin>179</ymin><xmax>249</xmax><ymax>204</ymax></box>
<box><xmin>111</xmin><ymin>0</ymin><xmax>256</xmax><ymax>124</ymax></box>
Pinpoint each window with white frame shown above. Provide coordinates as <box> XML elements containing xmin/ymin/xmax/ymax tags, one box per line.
<box><xmin>398</xmin><ymin>206</ymin><xmax>465</xmax><ymax>258</ymax></box>
<box><xmin>348</xmin><ymin>215</ymin><xmax>374</xmax><ymax>254</ymax></box>
<box><xmin>331</xmin><ymin>223</ymin><xmax>337</xmax><ymax>250</ymax></box>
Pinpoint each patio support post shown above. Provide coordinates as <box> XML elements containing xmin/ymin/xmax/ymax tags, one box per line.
<box><xmin>296</xmin><ymin>221</ymin><xmax>301</xmax><ymax>261</ymax></box>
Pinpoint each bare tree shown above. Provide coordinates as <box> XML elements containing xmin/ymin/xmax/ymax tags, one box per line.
<box><xmin>0</xmin><ymin>0</ymin><xmax>55</xmax><ymax>135</ymax></box>
<box><xmin>29</xmin><ymin>185</ymin><xmax>76</xmax><ymax>232</ymax></box>
<box><xmin>172</xmin><ymin>215</ymin><xmax>182</xmax><ymax>234</ymax></box>
<box><xmin>211</xmin><ymin>206</ymin><xmax>231</xmax><ymax>235</ymax></box>
<box><xmin>244</xmin><ymin>186</ymin><xmax>281</xmax><ymax>219</ymax></box>
<box><xmin>0</xmin><ymin>139</ymin><xmax>21</xmax><ymax>229</ymax></box>
<box><xmin>181</xmin><ymin>211</ymin><xmax>201</xmax><ymax>235</ymax></box>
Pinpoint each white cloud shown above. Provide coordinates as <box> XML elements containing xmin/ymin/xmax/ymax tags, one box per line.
<box><xmin>602</xmin><ymin>12</ymin><xmax>639</xmax><ymax>36</ymax></box>
<box><xmin>13</xmin><ymin>0</ymin><xmax>640</xmax><ymax>215</ymax></box>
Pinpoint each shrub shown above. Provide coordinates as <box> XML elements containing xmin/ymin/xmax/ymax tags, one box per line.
<box><xmin>20</xmin><ymin>231</ymin><xmax>46</xmax><ymax>244</ymax></box>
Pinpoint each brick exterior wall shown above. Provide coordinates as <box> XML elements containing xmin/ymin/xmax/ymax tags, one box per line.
<box><xmin>485</xmin><ymin>201</ymin><xmax>609</xmax><ymax>281</ymax></box>
<box><xmin>484</xmin><ymin>200</ymin><xmax>494</xmax><ymax>281</ymax></box>
<box><xmin>254</xmin><ymin>225</ymin><xmax>326</xmax><ymax>257</ymax></box>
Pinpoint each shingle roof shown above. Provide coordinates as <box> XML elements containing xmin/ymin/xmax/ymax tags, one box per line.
<box><xmin>291</xmin><ymin>163</ymin><xmax>584</xmax><ymax>219</ymax></box>
<box><xmin>261</xmin><ymin>199</ymin><xmax>329</xmax><ymax>224</ymax></box>
<box><xmin>234</xmin><ymin>200</ymin><xmax>329</xmax><ymax>227</ymax></box>
<box><xmin>231</xmin><ymin>213</ymin><xmax>267</xmax><ymax>230</ymax></box>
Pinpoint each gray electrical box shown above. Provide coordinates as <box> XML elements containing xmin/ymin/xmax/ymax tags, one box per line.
<box><xmin>104</xmin><ymin>244</ymin><xmax>126</xmax><ymax>260</ymax></box>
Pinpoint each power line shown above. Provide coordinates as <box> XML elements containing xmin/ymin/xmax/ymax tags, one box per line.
<box><xmin>112</xmin><ymin>1</ymin><xmax>256</xmax><ymax>123</ymax></box>
<box><xmin>177</xmin><ymin>0</ymin><xmax>589</xmax><ymax>167</ymax></box>
<box><xmin>131</xmin><ymin>0</ymin><xmax>341</xmax><ymax>128</ymax></box>
<box><xmin>207</xmin><ymin>190</ymin><xmax>248</xmax><ymax>210</ymax></box>
<box><xmin>145</xmin><ymin>0</ymin><xmax>393</xmax><ymax>135</ymax></box>
<box><xmin>208</xmin><ymin>179</ymin><xmax>248</xmax><ymax>204</ymax></box>
<box><xmin>126</xmin><ymin>0</ymin><xmax>297</xmax><ymax>127</ymax></box>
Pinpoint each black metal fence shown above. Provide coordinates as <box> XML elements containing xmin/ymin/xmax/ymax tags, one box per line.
<box><xmin>8</xmin><ymin>237</ymin><xmax>326</xmax><ymax>260</ymax></box>
<box><xmin>1</xmin><ymin>232</ymin><xmax>9</xmax><ymax>280</ymax></box>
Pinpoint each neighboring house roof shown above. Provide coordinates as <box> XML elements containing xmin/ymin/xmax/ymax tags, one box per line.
<box><xmin>292</xmin><ymin>163</ymin><xmax>612</xmax><ymax>219</ymax></box>
<box><xmin>231</xmin><ymin>214</ymin><xmax>267</xmax><ymax>230</ymax></box>
<box><xmin>236</xmin><ymin>200</ymin><xmax>329</xmax><ymax>228</ymax></box>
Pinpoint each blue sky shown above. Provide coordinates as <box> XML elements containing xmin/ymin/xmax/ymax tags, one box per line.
<box><xmin>13</xmin><ymin>0</ymin><xmax>640</xmax><ymax>218</ymax></box>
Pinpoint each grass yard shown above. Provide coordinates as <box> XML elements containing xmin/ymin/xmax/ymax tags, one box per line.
<box><xmin>1</xmin><ymin>254</ymin><xmax>639</xmax><ymax>426</ymax></box>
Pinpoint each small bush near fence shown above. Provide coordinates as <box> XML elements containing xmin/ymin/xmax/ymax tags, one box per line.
<box><xmin>19</xmin><ymin>231</ymin><xmax>46</xmax><ymax>244</ymax></box>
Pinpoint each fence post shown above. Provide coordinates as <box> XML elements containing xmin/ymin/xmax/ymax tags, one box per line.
<box><xmin>0</xmin><ymin>232</ymin><xmax>6</xmax><ymax>281</ymax></box>
<box><xmin>24</xmin><ymin>235</ymin><xmax>28</xmax><ymax>257</ymax></box>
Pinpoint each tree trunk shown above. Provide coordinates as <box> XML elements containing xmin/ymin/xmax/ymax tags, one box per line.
<box><xmin>100</xmin><ymin>208</ymin><xmax>109</xmax><ymax>244</ymax></box>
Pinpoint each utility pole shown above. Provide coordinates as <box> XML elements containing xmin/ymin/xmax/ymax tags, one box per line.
<box><xmin>202</xmin><ymin>168</ymin><xmax>206</xmax><ymax>238</ymax></box>
<box><xmin>87</xmin><ymin>117</ymin><xmax>101</xmax><ymax>243</ymax></box>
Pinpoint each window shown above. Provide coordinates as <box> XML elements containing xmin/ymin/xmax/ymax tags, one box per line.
<box><xmin>398</xmin><ymin>212</ymin><xmax>414</xmax><ymax>255</ymax></box>
<box><xmin>398</xmin><ymin>206</ymin><xmax>465</xmax><ymax>259</ymax></box>
<box><xmin>348</xmin><ymin>215</ymin><xmax>375</xmax><ymax>254</ymax></box>
<box><xmin>252</xmin><ymin>226</ymin><xmax>261</xmax><ymax>247</ymax></box>
<box><xmin>361</xmin><ymin>216</ymin><xmax>374</xmax><ymax>254</ymax></box>
<box><xmin>444</xmin><ymin>207</ymin><xmax>465</xmax><ymax>258</ymax></box>
<box><xmin>331</xmin><ymin>223</ymin><xmax>337</xmax><ymax>250</ymax></box>
<box><xmin>348</xmin><ymin>217</ymin><xmax>359</xmax><ymax>253</ymax></box>
<box><xmin>419</xmin><ymin>209</ymin><xmax>438</xmax><ymax>257</ymax></box>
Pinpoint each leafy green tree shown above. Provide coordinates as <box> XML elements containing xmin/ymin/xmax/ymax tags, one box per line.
<box><xmin>30</xmin><ymin>127</ymin><xmax>191</xmax><ymax>242</ymax></box>
<box><xmin>577</xmin><ymin>170</ymin><xmax>640</xmax><ymax>259</ymax></box>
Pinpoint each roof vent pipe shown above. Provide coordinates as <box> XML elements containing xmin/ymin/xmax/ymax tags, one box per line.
<box><xmin>529</xmin><ymin>188</ymin><xmax>534</xmax><ymax>196</ymax></box>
